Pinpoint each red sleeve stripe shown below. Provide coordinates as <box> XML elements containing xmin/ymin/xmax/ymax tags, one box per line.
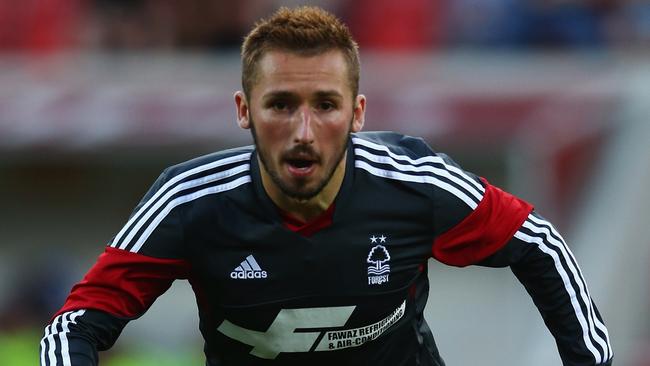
<box><xmin>432</xmin><ymin>178</ymin><xmax>533</xmax><ymax>267</ymax></box>
<box><xmin>54</xmin><ymin>247</ymin><xmax>190</xmax><ymax>319</ymax></box>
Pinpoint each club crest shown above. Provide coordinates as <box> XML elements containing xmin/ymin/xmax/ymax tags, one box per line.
<box><xmin>367</xmin><ymin>235</ymin><xmax>390</xmax><ymax>285</ymax></box>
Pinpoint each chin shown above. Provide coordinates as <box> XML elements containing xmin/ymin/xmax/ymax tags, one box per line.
<box><xmin>286</xmin><ymin>188</ymin><xmax>320</xmax><ymax>201</ymax></box>
<box><xmin>281</xmin><ymin>183</ymin><xmax>323</xmax><ymax>201</ymax></box>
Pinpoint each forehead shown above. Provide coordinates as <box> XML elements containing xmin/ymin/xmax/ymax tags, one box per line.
<box><xmin>252</xmin><ymin>49</ymin><xmax>352</xmax><ymax>99</ymax></box>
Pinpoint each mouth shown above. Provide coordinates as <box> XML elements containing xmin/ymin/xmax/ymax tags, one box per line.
<box><xmin>287</xmin><ymin>158</ymin><xmax>314</xmax><ymax>168</ymax></box>
<box><xmin>285</xmin><ymin>157</ymin><xmax>318</xmax><ymax>177</ymax></box>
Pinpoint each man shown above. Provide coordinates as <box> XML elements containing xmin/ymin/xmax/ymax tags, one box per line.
<box><xmin>40</xmin><ymin>6</ymin><xmax>613</xmax><ymax>366</ymax></box>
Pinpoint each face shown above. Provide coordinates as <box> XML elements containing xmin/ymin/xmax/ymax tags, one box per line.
<box><xmin>235</xmin><ymin>49</ymin><xmax>365</xmax><ymax>201</ymax></box>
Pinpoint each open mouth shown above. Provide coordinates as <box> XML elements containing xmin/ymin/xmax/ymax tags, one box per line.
<box><xmin>287</xmin><ymin>159</ymin><xmax>315</xmax><ymax>169</ymax></box>
<box><xmin>283</xmin><ymin>147</ymin><xmax>320</xmax><ymax>177</ymax></box>
<box><xmin>285</xmin><ymin>157</ymin><xmax>318</xmax><ymax>177</ymax></box>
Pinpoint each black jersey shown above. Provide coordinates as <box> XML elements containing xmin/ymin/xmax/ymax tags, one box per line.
<box><xmin>40</xmin><ymin>132</ymin><xmax>613</xmax><ymax>365</ymax></box>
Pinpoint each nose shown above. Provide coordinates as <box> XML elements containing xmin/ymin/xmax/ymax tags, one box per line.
<box><xmin>294</xmin><ymin>107</ymin><xmax>314</xmax><ymax>144</ymax></box>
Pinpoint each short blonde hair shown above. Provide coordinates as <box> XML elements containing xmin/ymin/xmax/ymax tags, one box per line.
<box><xmin>241</xmin><ymin>6</ymin><xmax>360</xmax><ymax>98</ymax></box>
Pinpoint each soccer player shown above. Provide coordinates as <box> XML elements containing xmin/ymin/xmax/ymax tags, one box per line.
<box><xmin>40</xmin><ymin>6</ymin><xmax>613</xmax><ymax>366</ymax></box>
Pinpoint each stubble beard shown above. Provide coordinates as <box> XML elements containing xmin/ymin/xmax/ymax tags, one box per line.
<box><xmin>250</xmin><ymin>115</ymin><xmax>351</xmax><ymax>201</ymax></box>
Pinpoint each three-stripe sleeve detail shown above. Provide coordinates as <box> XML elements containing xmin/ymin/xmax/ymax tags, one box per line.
<box><xmin>514</xmin><ymin>213</ymin><xmax>613</xmax><ymax>364</ymax></box>
<box><xmin>40</xmin><ymin>310</ymin><xmax>86</xmax><ymax>366</ymax></box>
<box><xmin>352</xmin><ymin>137</ymin><xmax>484</xmax><ymax>209</ymax></box>
<box><xmin>110</xmin><ymin>152</ymin><xmax>252</xmax><ymax>253</ymax></box>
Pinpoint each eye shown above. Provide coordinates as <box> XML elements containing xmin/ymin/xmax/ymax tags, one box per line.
<box><xmin>271</xmin><ymin>101</ymin><xmax>289</xmax><ymax>112</ymax></box>
<box><xmin>318</xmin><ymin>101</ymin><xmax>336</xmax><ymax>111</ymax></box>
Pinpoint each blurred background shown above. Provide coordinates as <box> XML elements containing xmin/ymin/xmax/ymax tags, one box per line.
<box><xmin>0</xmin><ymin>0</ymin><xmax>649</xmax><ymax>365</ymax></box>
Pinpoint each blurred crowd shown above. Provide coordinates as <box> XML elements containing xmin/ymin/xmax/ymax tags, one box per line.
<box><xmin>0</xmin><ymin>0</ymin><xmax>649</xmax><ymax>53</ymax></box>
<box><xmin>1</xmin><ymin>1</ymin><xmax>650</xmax><ymax>365</ymax></box>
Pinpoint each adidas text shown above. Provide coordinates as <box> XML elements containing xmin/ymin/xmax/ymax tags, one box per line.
<box><xmin>231</xmin><ymin>270</ymin><xmax>267</xmax><ymax>279</ymax></box>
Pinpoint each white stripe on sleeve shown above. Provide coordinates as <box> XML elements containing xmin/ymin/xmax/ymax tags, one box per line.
<box><xmin>40</xmin><ymin>310</ymin><xmax>87</xmax><ymax>366</ymax></box>
<box><xmin>60</xmin><ymin>310</ymin><xmax>86</xmax><ymax>366</ymax></box>
<box><xmin>515</xmin><ymin>220</ymin><xmax>605</xmax><ymax>364</ymax></box>
<box><xmin>112</xmin><ymin>152</ymin><xmax>251</xmax><ymax>248</ymax></box>
<box><xmin>526</xmin><ymin>215</ymin><xmax>612</xmax><ymax>359</ymax></box>
<box><xmin>45</xmin><ymin>314</ymin><xmax>63</xmax><ymax>365</ymax></box>
<box><xmin>354</xmin><ymin>160</ymin><xmax>479</xmax><ymax>209</ymax></box>
<box><xmin>354</xmin><ymin>148</ymin><xmax>484</xmax><ymax>202</ymax></box>
<box><xmin>352</xmin><ymin>137</ymin><xmax>484</xmax><ymax>193</ymax></box>
<box><xmin>117</xmin><ymin>163</ymin><xmax>249</xmax><ymax>250</ymax></box>
<box><xmin>130</xmin><ymin>175</ymin><xmax>252</xmax><ymax>253</ymax></box>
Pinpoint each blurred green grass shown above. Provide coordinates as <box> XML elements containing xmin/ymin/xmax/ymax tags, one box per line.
<box><xmin>1</xmin><ymin>330</ymin><xmax>203</xmax><ymax>365</ymax></box>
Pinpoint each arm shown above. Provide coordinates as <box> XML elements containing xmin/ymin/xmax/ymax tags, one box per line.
<box><xmin>364</xmin><ymin>136</ymin><xmax>612</xmax><ymax>365</ymax></box>
<box><xmin>479</xmin><ymin>211</ymin><xmax>613</xmax><ymax>365</ymax></box>
<box><xmin>39</xmin><ymin>247</ymin><xmax>191</xmax><ymax>366</ymax></box>
<box><xmin>425</xmin><ymin>152</ymin><xmax>612</xmax><ymax>364</ymax></box>
<box><xmin>39</xmin><ymin>309</ymin><xmax>127</xmax><ymax>366</ymax></box>
<box><xmin>40</xmin><ymin>169</ymin><xmax>190</xmax><ymax>365</ymax></box>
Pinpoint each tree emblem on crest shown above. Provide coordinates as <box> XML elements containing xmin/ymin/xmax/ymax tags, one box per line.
<box><xmin>367</xmin><ymin>245</ymin><xmax>391</xmax><ymax>274</ymax></box>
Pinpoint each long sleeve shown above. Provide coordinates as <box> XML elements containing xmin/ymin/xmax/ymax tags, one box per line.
<box><xmin>39</xmin><ymin>309</ymin><xmax>128</xmax><ymax>366</ymax></box>
<box><xmin>479</xmin><ymin>211</ymin><xmax>613</xmax><ymax>365</ymax></box>
<box><xmin>422</xmin><ymin>146</ymin><xmax>613</xmax><ymax>364</ymax></box>
<box><xmin>38</xmin><ymin>247</ymin><xmax>191</xmax><ymax>366</ymax></box>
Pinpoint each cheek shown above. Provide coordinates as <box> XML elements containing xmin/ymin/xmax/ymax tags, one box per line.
<box><xmin>255</xmin><ymin>116</ymin><xmax>290</xmax><ymax>143</ymax></box>
<box><xmin>322</xmin><ymin>117</ymin><xmax>352</xmax><ymax>140</ymax></box>
<box><xmin>318</xmin><ymin>124</ymin><xmax>350</xmax><ymax>159</ymax></box>
<box><xmin>266</xmin><ymin>125</ymin><xmax>292</xmax><ymax>148</ymax></box>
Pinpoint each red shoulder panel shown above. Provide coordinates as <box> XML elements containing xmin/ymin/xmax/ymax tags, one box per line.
<box><xmin>432</xmin><ymin>178</ymin><xmax>533</xmax><ymax>267</ymax></box>
<box><xmin>54</xmin><ymin>247</ymin><xmax>191</xmax><ymax>319</ymax></box>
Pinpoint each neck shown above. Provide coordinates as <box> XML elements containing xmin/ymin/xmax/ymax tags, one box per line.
<box><xmin>259</xmin><ymin>153</ymin><xmax>346</xmax><ymax>223</ymax></box>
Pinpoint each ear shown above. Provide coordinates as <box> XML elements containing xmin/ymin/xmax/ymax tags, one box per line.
<box><xmin>234</xmin><ymin>91</ymin><xmax>250</xmax><ymax>130</ymax></box>
<box><xmin>351</xmin><ymin>94</ymin><xmax>366</xmax><ymax>132</ymax></box>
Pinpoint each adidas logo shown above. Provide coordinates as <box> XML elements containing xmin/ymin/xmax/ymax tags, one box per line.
<box><xmin>230</xmin><ymin>255</ymin><xmax>268</xmax><ymax>279</ymax></box>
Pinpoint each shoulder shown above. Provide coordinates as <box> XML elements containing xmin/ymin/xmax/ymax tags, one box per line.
<box><xmin>352</xmin><ymin>131</ymin><xmax>485</xmax><ymax>208</ymax></box>
<box><xmin>351</xmin><ymin>131</ymin><xmax>435</xmax><ymax>160</ymax></box>
<box><xmin>161</xmin><ymin>145</ymin><xmax>254</xmax><ymax>183</ymax></box>
<box><xmin>351</xmin><ymin>131</ymin><xmax>472</xmax><ymax>179</ymax></box>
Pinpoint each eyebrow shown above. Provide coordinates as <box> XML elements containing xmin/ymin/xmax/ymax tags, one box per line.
<box><xmin>262</xmin><ymin>90</ymin><xmax>344</xmax><ymax>101</ymax></box>
<box><xmin>313</xmin><ymin>90</ymin><xmax>344</xmax><ymax>99</ymax></box>
<box><xmin>262</xmin><ymin>91</ymin><xmax>294</xmax><ymax>100</ymax></box>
